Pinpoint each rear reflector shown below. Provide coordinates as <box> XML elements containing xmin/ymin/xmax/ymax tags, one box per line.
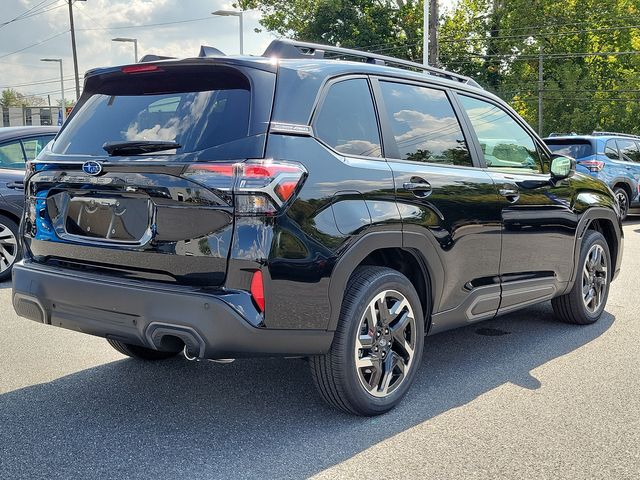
<box><xmin>250</xmin><ymin>270</ymin><xmax>265</xmax><ymax>312</ymax></box>
<box><xmin>121</xmin><ymin>64</ymin><xmax>161</xmax><ymax>74</ymax></box>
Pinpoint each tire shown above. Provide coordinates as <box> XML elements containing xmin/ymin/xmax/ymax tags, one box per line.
<box><xmin>106</xmin><ymin>338</ymin><xmax>179</xmax><ymax>361</ymax></box>
<box><xmin>0</xmin><ymin>214</ymin><xmax>20</xmax><ymax>282</ymax></box>
<box><xmin>613</xmin><ymin>187</ymin><xmax>629</xmax><ymax>221</ymax></box>
<box><xmin>311</xmin><ymin>266</ymin><xmax>425</xmax><ymax>416</ymax></box>
<box><xmin>552</xmin><ymin>230</ymin><xmax>611</xmax><ymax>325</ymax></box>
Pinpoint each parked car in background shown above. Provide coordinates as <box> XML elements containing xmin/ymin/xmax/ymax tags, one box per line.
<box><xmin>0</xmin><ymin>126</ymin><xmax>58</xmax><ymax>279</ymax></box>
<box><xmin>544</xmin><ymin>132</ymin><xmax>640</xmax><ymax>220</ymax></box>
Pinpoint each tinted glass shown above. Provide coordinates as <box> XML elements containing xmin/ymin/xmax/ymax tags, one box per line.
<box><xmin>605</xmin><ymin>139</ymin><xmax>619</xmax><ymax>160</ymax></box>
<box><xmin>0</xmin><ymin>140</ymin><xmax>25</xmax><ymax>168</ymax></box>
<box><xmin>52</xmin><ymin>71</ymin><xmax>251</xmax><ymax>157</ymax></box>
<box><xmin>22</xmin><ymin>135</ymin><xmax>55</xmax><ymax>161</ymax></box>
<box><xmin>380</xmin><ymin>82</ymin><xmax>471</xmax><ymax>166</ymax></box>
<box><xmin>617</xmin><ymin>139</ymin><xmax>640</xmax><ymax>162</ymax></box>
<box><xmin>545</xmin><ymin>139</ymin><xmax>593</xmax><ymax>159</ymax></box>
<box><xmin>460</xmin><ymin>95</ymin><xmax>542</xmax><ymax>172</ymax></box>
<box><xmin>314</xmin><ymin>79</ymin><xmax>381</xmax><ymax>157</ymax></box>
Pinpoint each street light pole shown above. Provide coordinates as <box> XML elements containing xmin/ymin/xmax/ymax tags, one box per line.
<box><xmin>41</xmin><ymin>58</ymin><xmax>65</xmax><ymax>122</ymax></box>
<box><xmin>112</xmin><ymin>37</ymin><xmax>139</xmax><ymax>62</ymax></box>
<box><xmin>212</xmin><ymin>10</ymin><xmax>244</xmax><ymax>55</ymax></box>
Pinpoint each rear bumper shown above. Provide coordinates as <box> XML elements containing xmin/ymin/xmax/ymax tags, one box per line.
<box><xmin>12</xmin><ymin>261</ymin><xmax>333</xmax><ymax>358</ymax></box>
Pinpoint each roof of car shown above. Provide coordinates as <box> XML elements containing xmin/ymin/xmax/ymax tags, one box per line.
<box><xmin>89</xmin><ymin>55</ymin><xmax>486</xmax><ymax>92</ymax></box>
<box><xmin>544</xmin><ymin>134</ymin><xmax>640</xmax><ymax>141</ymax></box>
<box><xmin>0</xmin><ymin>126</ymin><xmax>59</xmax><ymax>142</ymax></box>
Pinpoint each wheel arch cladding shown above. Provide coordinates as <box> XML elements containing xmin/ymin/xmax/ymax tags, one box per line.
<box><xmin>565</xmin><ymin>207</ymin><xmax>622</xmax><ymax>293</ymax></box>
<box><xmin>587</xmin><ymin>217</ymin><xmax>619</xmax><ymax>275</ymax></box>
<box><xmin>612</xmin><ymin>180</ymin><xmax>633</xmax><ymax>200</ymax></box>
<box><xmin>327</xmin><ymin>232</ymin><xmax>438</xmax><ymax>332</ymax></box>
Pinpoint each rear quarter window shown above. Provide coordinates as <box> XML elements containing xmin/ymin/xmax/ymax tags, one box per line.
<box><xmin>313</xmin><ymin>78</ymin><xmax>382</xmax><ymax>158</ymax></box>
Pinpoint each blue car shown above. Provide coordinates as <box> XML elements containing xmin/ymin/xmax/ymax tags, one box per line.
<box><xmin>544</xmin><ymin>132</ymin><xmax>640</xmax><ymax>220</ymax></box>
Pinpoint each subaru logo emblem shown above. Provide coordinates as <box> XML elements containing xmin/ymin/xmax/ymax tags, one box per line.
<box><xmin>82</xmin><ymin>161</ymin><xmax>102</xmax><ymax>176</ymax></box>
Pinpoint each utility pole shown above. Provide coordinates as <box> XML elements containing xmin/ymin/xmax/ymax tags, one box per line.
<box><xmin>428</xmin><ymin>0</ymin><xmax>439</xmax><ymax>66</ymax></box>
<box><xmin>67</xmin><ymin>0</ymin><xmax>84</xmax><ymax>101</ymax></box>
<box><xmin>538</xmin><ymin>44</ymin><xmax>544</xmax><ymax>136</ymax></box>
<box><xmin>423</xmin><ymin>0</ymin><xmax>429</xmax><ymax>65</ymax></box>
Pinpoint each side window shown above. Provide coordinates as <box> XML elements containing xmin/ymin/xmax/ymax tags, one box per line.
<box><xmin>617</xmin><ymin>139</ymin><xmax>640</xmax><ymax>163</ymax></box>
<box><xmin>459</xmin><ymin>95</ymin><xmax>543</xmax><ymax>173</ymax></box>
<box><xmin>314</xmin><ymin>79</ymin><xmax>381</xmax><ymax>158</ymax></box>
<box><xmin>21</xmin><ymin>135</ymin><xmax>55</xmax><ymax>161</ymax></box>
<box><xmin>0</xmin><ymin>140</ymin><xmax>25</xmax><ymax>169</ymax></box>
<box><xmin>605</xmin><ymin>139</ymin><xmax>619</xmax><ymax>160</ymax></box>
<box><xmin>379</xmin><ymin>81</ymin><xmax>472</xmax><ymax>166</ymax></box>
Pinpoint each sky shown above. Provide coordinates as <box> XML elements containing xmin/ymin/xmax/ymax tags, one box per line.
<box><xmin>0</xmin><ymin>0</ymin><xmax>458</xmax><ymax>104</ymax></box>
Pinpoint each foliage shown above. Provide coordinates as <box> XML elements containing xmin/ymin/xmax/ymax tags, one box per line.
<box><xmin>237</xmin><ymin>0</ymin><xmax>425</xmax><ymax>61</ymax></box>
<box><xmin>241</xmin><ymin>0</ymin><xmax>640</xmax><ymax>135</ymax></box>
<box><xmin>0</xmin><ymin>88</ymin><xmax>26</xmax><ymax>107</ymax></box>
<box><xmin>440</xmin><ymin>0</ymin><xmax>640</xmax><ymax>135</ymax></box>
<box><xmin>0</xmin><ymin>88</ymin><xmax>48</xmax><ymax>108</ymax></box>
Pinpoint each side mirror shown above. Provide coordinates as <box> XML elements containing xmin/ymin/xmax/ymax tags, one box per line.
<box><xmin>550</xmin><ymin>154</ymin><xmax>576</xmax><ymax>180</ymax></box>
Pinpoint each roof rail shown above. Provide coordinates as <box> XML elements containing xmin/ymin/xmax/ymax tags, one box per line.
<box><xmin>591</xmin><ymin>131</ymin><xmax>640</xmax><ymax>139</ymax></box>
<box><xmin>262</xmin><ymin>39</ymin><xmax>482</xmax><ymax>88</ymax></box>
<box><xmin>547</xmin><ymin>132</ymin><xmax>578</xmax><ymax>137</ymax></box>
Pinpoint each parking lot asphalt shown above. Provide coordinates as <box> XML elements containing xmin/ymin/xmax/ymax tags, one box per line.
<box><xmin>1</xmin><ymin>221</ymin><xmax>639</xmax><ymax>480</ymax></box>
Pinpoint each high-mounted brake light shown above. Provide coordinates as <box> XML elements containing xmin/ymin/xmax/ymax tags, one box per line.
<box><xmin>121</xmin><ymin>64</ymin><xmax>162</xmax><ymax>74</ymax></box>
<box><xmin>182</xmin><ymin>160</ymin><xmax>307</xmax><ymax>215</ymax></box>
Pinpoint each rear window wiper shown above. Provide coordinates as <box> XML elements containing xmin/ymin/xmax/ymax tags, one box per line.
<box><xmin>103</xmin><ymin>140</ymin><xmax>181</xmax><ymax>156</ymax></box>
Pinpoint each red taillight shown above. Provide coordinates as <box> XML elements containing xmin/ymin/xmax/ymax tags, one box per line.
<box><xmin>250</xmin><ymin>270</ymin><xmax>265</xmax><ymax>312</ymax></box>
<box><xmin>182</xmin><ymin>160</ymin><xmax>307</xmax><ymax>215</ymax></box>
<box><xmin>578</xmin><ymin>160</ymin><xmax>605</xmax><ymax>172</ymax></box>
<box><xmin>121</xmin><ymin>64</ymin><xmax>161</xmax><ymax>74</ymax></box>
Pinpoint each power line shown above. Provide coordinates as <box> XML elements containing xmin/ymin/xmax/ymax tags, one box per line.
<box><xmin>455</xmin><ymin>14</ymin><xmax>640</xmax><ymax>34</ymax></box>
<box><xmin>0</xmin><ymin>75</ymin><xmax>76</xmax><ymax>89</ymax></box>
<box><xmin>76</xmin><ymin>15</ymin><xmax>218</xmax><ymax>32</ymax></box>
<box><xmin>1</xmin><ymin>0</ymin><xmax>51</xmax><ymax>26</ymax></box>
<box><xmin>439</xmin><ymin>24</ymin><xmax>640</xmax><ymax>44</ymax></box>
<box><xmin>0</xmin><ymin>29</ymin><xmax>69</xmax><ymax>61</ymax></box>
<box><xmin>0</xmin><ymin>0</ymin><xmax>63</xmax><ymax>28</ymax></box>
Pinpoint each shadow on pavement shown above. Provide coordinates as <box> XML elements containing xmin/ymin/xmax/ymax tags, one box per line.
<box><xmin>0</xmin><ymin>302</ymin><xmax>614</xmax><ymax>480</ymax></box>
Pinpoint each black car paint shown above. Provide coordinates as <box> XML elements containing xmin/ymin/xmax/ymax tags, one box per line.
<box><xmin>13</xmin><ymin>58</ymin><xmax>622</xmax><ymax>357</ymax></box>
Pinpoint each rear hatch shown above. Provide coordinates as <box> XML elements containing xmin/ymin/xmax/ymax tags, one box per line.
<box><xmin>24</xmin><ymin>60</ymin><xmax>276</xmax><ymax>286</ymax></box>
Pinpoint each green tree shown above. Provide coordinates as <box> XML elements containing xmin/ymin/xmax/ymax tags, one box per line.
<box><xmin>439</xmin><ymin>0</ymin><xmax>640</xmax><ymax>135</ymax></box>
<box><xmin>237</xmin><ymin>0</ymin><xmax>425</xmax><ymax>61</ymax></box>
<box><xmin>1</xmin><ymin>88</ymin><xmax>48</xmax><ymax>108</ymax></box>
<box><xmin>0</xmin><ymin>88</ymin><xmax>25</xmax><ymax>107</ymax></box>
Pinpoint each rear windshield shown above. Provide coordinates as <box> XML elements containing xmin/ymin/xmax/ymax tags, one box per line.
<box><xmin>52</xmin><ymin>68</ymin><xmax>251</xmax><ymax>157</ymax></box>
<box><xmin>545</xmin><ymin>139</ymin><xmax>593</xmax><ymax>159</ymax></box>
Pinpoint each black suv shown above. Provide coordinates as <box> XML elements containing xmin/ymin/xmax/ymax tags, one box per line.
<box><xmin>12</xmin><ymin>40</ymin><xmax>623</xmax><ymax>415</ymax></box>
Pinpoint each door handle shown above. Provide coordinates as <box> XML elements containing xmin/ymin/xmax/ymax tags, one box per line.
<box><xmin>403</xmin><ymin>178</ymin><xmax>432</xmax><ymax>197</ymax></box>
<box><xmin>499</xmin><ymin>188</ymin><xmax>520</xmax><ymax>203</ymax></box>
<box><xmin>6</xmin><ymin>181</ymin><xmax>24</xmax><ymax>190</ymax></box>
